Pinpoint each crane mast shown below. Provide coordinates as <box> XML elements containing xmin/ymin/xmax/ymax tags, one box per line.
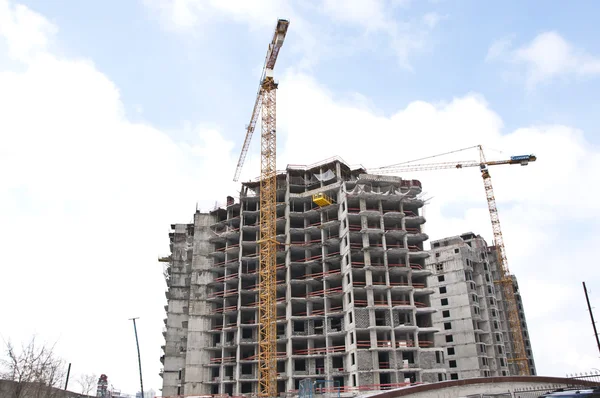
<box><xmin>258</xmin><ymin>70</ymin><xmax>278</xmax><ymax>398</ymax></box>
<box><xmin>233</xmin><ymin>19</ymin><xmax>289</xmax><ymax>397</ymax></box>
<box><xmin>370</xmin><ymin>146</ymin><xmax>536</xmax><ymax>376</ymax></box>
<box><xmin>478</xmin><ymin>146</ymin><xmax>530</xmax><ymax>375</ymax></box>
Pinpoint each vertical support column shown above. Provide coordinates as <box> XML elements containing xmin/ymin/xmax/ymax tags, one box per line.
<box><xmin>258</xmin><ymin>79</ymin><xmax>278</xmax><ymax>398</ymax></box>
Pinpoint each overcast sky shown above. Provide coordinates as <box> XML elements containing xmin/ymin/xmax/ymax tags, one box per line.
<box><xmin>1</xmin><ymin>0</ymin><xmax>600</xmax><ymax>395</ymax></box>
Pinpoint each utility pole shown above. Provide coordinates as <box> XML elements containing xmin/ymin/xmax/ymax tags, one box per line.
<box><xmin>582</xmin><ymin>282</ymin><xmax>600</xmax><ymax>356</ymax></box>
<box><xmin>130</xmin><ymin>317</ymin><xmax>144</xmax><ymax>397</ymax></box>
<box><xmin>64</xmin><ymin>363</ymin><xmax>71</xmax><ymax>390</ymax></box>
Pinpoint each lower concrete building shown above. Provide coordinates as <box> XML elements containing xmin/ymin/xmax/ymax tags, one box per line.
<box><xmin>160</xmin><ymin>158</ymin><xmax>447</xmax><ymax>397</ymax></box>
<box><xmin>425</xmin><ymin>232</ymin><xmax>535</xmax><ymax>380</ymax></box>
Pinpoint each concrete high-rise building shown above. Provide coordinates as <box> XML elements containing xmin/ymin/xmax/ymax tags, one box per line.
<box><xmin>426</xmin><ymin>232</ymin><xmax>536</xmax><ymax>380</ymax></box>
<box><xmin>160</xmin><ymin>157</ymin><xmax>446</xmax><ymax>397</ymax></box>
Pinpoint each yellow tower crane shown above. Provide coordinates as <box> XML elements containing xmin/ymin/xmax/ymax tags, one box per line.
<box><xmin>370</xmin><ymin>145</ymin><xmax>536</xmax><ymax>376</ymax></box>
<box><xmin>233</xmin><ymin>19</ymin><xmax>289</xmax><ymax>397</ymax></box>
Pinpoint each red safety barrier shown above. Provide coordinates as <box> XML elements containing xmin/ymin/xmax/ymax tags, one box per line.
<box><xmin>213</xmin><ymin>273</ymin><xmax>239</xmax><ymax>283</ymax></box>
<box><xmin>387</xmin><ymin>263</ymin><xmax>407</xmax><ymax>268</ymax></box>
<box><xmin>215</xmin><ymin>244</ymin><xmax>240</xmax><ymax>252</ymax></box>
<box><xmin>397</xmin><ymin>340</ymin><xmax>416</xmax><ymax>347</ymax></box>
<box><xmin>293</xmin><ymin>346</ymin><xmax>341</xmax><ymax>355</ymax></box>
<box><xmin>212</xmin><ymin>259</ymin><xmax>237</xmax><ymax>267</ymax></box>
<box><xmin>307</xmin><ymin>286</ymin><xmax>343</xmax><ymax>297</ymax></box>
<box><xmin>295</xmin><ymin>253</ymin><xmax>322</xmax><ymax>263</ymax></box>
<box><xmin>210</xmin><ymin>305</ymin><xmax>237</xmax><ymax>314</ymax></box>
<box><xmin>208</xmin><ymin>288</ymin><xmax>238</xmax><ymax>298</ymax></box>
<box><xmin>210</xmin><ymin>356</ymin><xmax>236</xmax><ymax>363</ymax></box>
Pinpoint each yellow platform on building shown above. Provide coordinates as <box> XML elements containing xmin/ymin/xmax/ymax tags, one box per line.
<box><xmin>312</xmin><ymin>193</ymin><xmax>333</xmax><ymax>207</ymax></box>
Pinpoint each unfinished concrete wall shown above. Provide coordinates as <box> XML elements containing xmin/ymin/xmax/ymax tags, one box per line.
<box><xmin>426</xmin><ymin>232</ymin><xmax>535</xmax><ymax>381</ymax></box>
<box><xmin>162</xmin><ymin>158</ymin><xmax>446</xmax><ymax>396</ymax></box>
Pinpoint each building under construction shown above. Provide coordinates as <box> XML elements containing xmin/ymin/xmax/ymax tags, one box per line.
<box><xmin>425</xmin><ymin>233</ymin><xmax>536</xmax><ymax>380</ymax></box>
<box><xmin>160</xmin><ymin>157</ymin><xmax>447</xmax><ymax>397</ymax></box>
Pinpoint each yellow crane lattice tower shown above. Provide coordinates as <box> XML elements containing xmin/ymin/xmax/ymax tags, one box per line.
<box><xmin>233</xmin><ymin>19</ymin><xmax>289</xmax><ymax>398</ymax></box>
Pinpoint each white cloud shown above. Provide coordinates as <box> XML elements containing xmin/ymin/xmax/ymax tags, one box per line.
<box><xmin>422</xmin><ymin>12</ymin><xmax>445</xmax><ymax>29</ymax></box>
<box><xmin>2</xmin><ymin>1</ymin><xmax>600</xmax><ymax>393</ymax></box>
<box><xmin>488</xmin><ymin>31</ymin><xmax>600</xmax><ymax>87</ymax></box>
<box><xmin>485</xmin><ymin>35</ymin><xmax>514</xmax><ymax>62</ymax></box>
<box><xmin>0</xmin><ymin>0</ymin><xmax>56</xmax><ymax>62</ymax></box>
<box><xmin>0</xmin><ymin>0</ymin><xmax>238</xmax><ymax>393</ymax></box>
<box><xmin>143</xmin><ymin>0</ymin><xmax>443</xmax><ymax>69</ymax></box>
<box><xmin>143</xmin><ymin>0</ymin><xmax>292</xmax><ymax>30</ymax></box>
<box><xmin>273</xmin><ymin>71</ymin><xmax>600</xmax><ymax>376</ymax></box>
<box><xmin>321</xmin><ymin>0</ymin><xmax>393</xmax><ymax>32</ymax></box>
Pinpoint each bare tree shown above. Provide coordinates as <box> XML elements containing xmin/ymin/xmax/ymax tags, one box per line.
<box><xmin>0</xmin><ymin>337</ymin><xmax>66</xmax><ymax>398</ymax></box>
<box><xmin>76</xmin><ymin>373</ymin><xmax>97</xmax><ymax>396</ymax></box>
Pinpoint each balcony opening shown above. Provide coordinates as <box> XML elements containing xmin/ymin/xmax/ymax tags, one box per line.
<box><xmin>241</xmin><ymin>364</ymin><xmax>252</xmax><ymax>376</ymax></box>
<box><xmin>242</xmin><ymin>328</ymin><xmax>252</xmax><ymax>339</ymax></box>
<box><xmin>241</xmin><ymin>348</ymin><xmax>254</xmax><ymax>360</ymax></box>
<box><xmin>291</xmin><ymin>285</ymin><xmax>306</xmax><ymax>298</ymax></box>
<box><xmin>240</xmin><ymin>313</ymin><xmax>255</xmax><ymax>324</ymax></box>
<box><xmin>380</xmin><ymin>373</ymin><xmax>391</xmax><ymax>388</ymax></box>
<box><xmin>378</xmin><ymin>352</ymin><xmax>390</xmax><ymax>369</ymax></box>
<box><xmin>241</xmin><ymin>382</ymin><xmax>252</xmax><ymax>393</ymax></box>
<box><xmin>277</xmin><ymin>324</ymin><xmax>285</xmax><ymax>338</ymax></box>
<box><xmin>295</xmin><ymin>359</ymin><xmax>306</xmax><ymax>371</ymax></box>
<box><xmin>294</xmin><ymin>320</ymin><xmax>306</xmax><ymax>333</ymax></box>
<box><xmin>314</xmin><ymin>319</ymin><xmax>324</xmax><ymax>335</ymax></box>
<box><xmin>332</xmin><ymin>356</ymin><xmax>343</xmax><ymax>370</ymax></box>
<box><xmin>316</xmin><ymin>358</ymin><xmax>325</xmax><ymax>374</ymax></box>
<box><xmin>331</xmin><ymin>317</ymin><xmax>341</xmax><ymax>332</ymax></box>
<box><xmin>375</xmin><ymin>310</ymin><xmax>387</xmax><ymax>326</ymax></box>
<box><xmin>211</xmin><ymin>386</ymin><xmax>218</xmax><ymax>395</ymax></box>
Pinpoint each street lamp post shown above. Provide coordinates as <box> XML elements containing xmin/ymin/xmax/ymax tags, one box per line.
<box><xmin>130</xmin><ymin>317</ymin><xmax>144</xmax><ymax>397</ymax></box>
